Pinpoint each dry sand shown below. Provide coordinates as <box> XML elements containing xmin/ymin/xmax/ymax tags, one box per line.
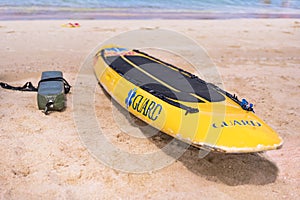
<box><xmin>0</xmin><ymin>19</ymin><xmax>299</xmax><ymax>199</ymax></box>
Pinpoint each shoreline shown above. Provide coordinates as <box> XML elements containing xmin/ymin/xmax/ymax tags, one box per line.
<box><xmin>1</xmin><ymin>8</ymin><xmax>300</xmax><ymax>20</ymax></box>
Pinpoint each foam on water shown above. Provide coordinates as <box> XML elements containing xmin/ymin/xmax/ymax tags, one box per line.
<box><xmin>0</xmin><ymin>0</ymin><xmax>299</xmax><ymax>19</ymax></box>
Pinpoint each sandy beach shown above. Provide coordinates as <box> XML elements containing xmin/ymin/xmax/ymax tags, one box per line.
<box><xmin>0</xmin><ymin>19</ymin><xmax>299</xmax><ymax>199</ymax></box>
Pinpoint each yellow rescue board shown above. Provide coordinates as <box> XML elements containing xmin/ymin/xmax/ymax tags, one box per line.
<box><xmin>93</xmin><ymin>45</ymin><xmax>283</xmax><ymax>153</ymax></box>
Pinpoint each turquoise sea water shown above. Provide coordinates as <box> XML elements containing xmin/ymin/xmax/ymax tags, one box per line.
<box><xmin>0</xmin><ymin>0</ymin><xmax>299</xmax><ymax>19</ymax></box>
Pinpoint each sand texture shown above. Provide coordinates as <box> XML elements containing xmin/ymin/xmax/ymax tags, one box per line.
<box><xmin>0</xmin><ymin>19</ymin><xmax>299</xmax><ymax>199</ymax></box>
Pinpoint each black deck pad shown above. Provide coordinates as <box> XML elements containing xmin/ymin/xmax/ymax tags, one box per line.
<box><xmin>105</xmin><ymin>54</ymin><xmax>225</xmax><ymax>103</ymax></box>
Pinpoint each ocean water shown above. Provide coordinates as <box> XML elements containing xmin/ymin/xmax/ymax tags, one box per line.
<box><xmin>0</xmin><ymin>0</ymin><xmax>299</xmax><ymax>19</ymax></box>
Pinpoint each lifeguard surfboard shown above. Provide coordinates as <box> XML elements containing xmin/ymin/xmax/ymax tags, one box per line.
<box><xmin>93</xmin><ymin>45</ymin><xmax>283</xmax><ymax>153</ymax></box>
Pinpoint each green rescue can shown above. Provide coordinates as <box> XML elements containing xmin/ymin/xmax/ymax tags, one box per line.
<box><xmin>37</xmin><ymin>71</ymin><xmax>68</xmax><ymax>114</ymax></box>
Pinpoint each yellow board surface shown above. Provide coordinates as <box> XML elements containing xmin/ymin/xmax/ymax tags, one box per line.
<box><xmin>94</xmin><ymin>45</ymin><xmax>283</xmax><ymax>153</ymax></box>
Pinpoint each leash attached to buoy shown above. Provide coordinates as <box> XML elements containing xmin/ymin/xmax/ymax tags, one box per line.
<box><xmin>0</xmin><ymin>71</ymin><xmax>71</xmax><ymax>115</ymax></box>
